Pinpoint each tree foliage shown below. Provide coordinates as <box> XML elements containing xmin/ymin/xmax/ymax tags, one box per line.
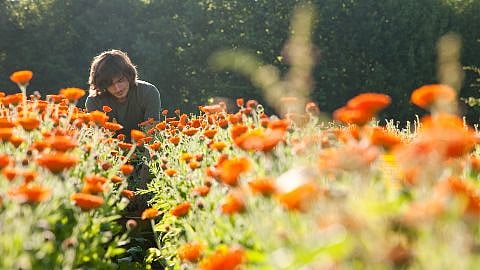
<box><xmin>0</xmin><ymin>0</ymin><xmax>479</xmax><ymax>122</ymax></box>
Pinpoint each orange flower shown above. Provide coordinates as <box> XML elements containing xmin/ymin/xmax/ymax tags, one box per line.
<box><xmin>120</xmin><ymin>164</ymin><xmax>134</xmax><ymax>175</ymax></box>
<box><xmin>82</xmin><ymin>174</ymin><xmax>108</xmax><ymax>194</ymax></box>
<box><xmin>111</xmin><ymin>175</ymin><xmax>123</xmax><ymax>183</ymax></box>
<box><xmin>346</xmin><ymin>93</ymin><xmax>391</xmax><ymax>114</ymax></box>
<box><xmin>71</xmin><ymin>193</ymin><xmax>104</xmax><ymax>210</ymax></box>
<box><xmin>9</xmin><ymin>135</ymin><xmax>24</xmax><ymax>147</ymax></box>
<box><xmin>30</xmin><ymin>140</ymin><xmax>48</xmax><ymax>152</ymax></box>
<box><xmin>210</xmin><ymin>141</ymin><xmax>228</xmax><ymax>151</ymax></box>
<box><xmin>170</xmin><ymin>201</ymin><xmax>191</xmax><ymax>217</ymax></box>
<box><xmin>118</xmin><ymin>142</ymin><xmax>133</xmax><ymax>150</ymax></box>
<box><xmin>165</xmin><ymin>168</ymin><xmax>177</xmax><ymax>177</ymax></box>
<box><xmin>155</xmin><ymin>121</ymin><xmax>167</xmax><ymax>130</ymax></box>
<box><xmin>182</xmin><ymin>128</ymin><xmax>199</xmax><ymax>136</ymax></box>
<box><xmin>17</xmin><ymin>117</ymin><xmax>40</xmax><ymax>131</ymax></box>
<box><xmin>200</xmin><ymin>104</ymin><xmax>223</xmax><ymax>114</ymax></box>
<box><xmin>333</xmin><ymin>106</ymin><xmax>374</xmax><ymax>125</ymax></box>
<box><xmin>148</xmin><ymin>142</ymin><xmax>162</xmax><ymax>150</ymax></box>
<box><xmin>169</xmin><ymin>136</ymin><xmax>180</xmax><ymax>145</ymax></box>
<box><xmin>10</xmin><ymin>70</ymin><xmax>33</xmax><ymax>85</ymax></box>
<box><xmin>8</xmin><ymin>184</ymin><xmax>51</xmax><ymax>203</ymax></box>
<box><xmin>277</xmin><ymin>182</ymin><xmax>320</xmax><ymax>211</ymax></box>
<box><xmin>236</xmin><ymin>98</ymin><xmax>244</xmax><ymax>107</ymax></box>
<box><xmin>2</xmin><ymin>167</ymin><xmax>19</xmax><ymax>181</ymax></box>
<box><xmin>89</xmin><ymin>110</ymin><xmax>109</xmax><ymax>125</ymax></box>
<box><xmin>192</xmin><ymin>185</ymin><xmax>210</xmax><ymax>197</ymax></box>
<box><xmin>234</xmin><ymin>128</ymin><xmax>284</xmax><ymax>152</ymax></box>
<box><xmin>0</xmin><ymin>154</ymin><xmax>11</xmax><ymax>169</ymax></box>
<box><xmin>2</xmin><ymin>93</ymin><xmax>24</xmax><ymax>105</ymax></box>
<box><xmin>230</xmin><ymin>125</ymin><xmax>249</xmax><ymax>140</ymax></box>
<box><xmin>411</xmin><ymin>84</ymin><xmax>456</xmax><ymax>109</ymax></box>
<box><xmin>216</xmin><ymin>157</ymin><xmax>251</xmax><ymax>186</ymax></box>
<box><xmin>139</xmin><ymin>118</ymin><xmax>155</xmax><ymax>126</ymax></box>
<box><xmin>104</xmin><ymin>121</ymin><xmax>123</xmax><ymax>132</ymax></box>
<box><xmin>46</xmin><ymin>136</ymin><xmax>77</xmax><ymax>152</ymax></box>
<box><xmin>141</xmin><ymin>208</ymin><xmax>159</xmax><ymax>220</ymax></box>
<box><xmin>189</xmin><ymin>160</ymin><xmax>201</xmax><ymax>170</ymax></box>
<box><xmin>131</xmin><ymin>129</ymin><xmax>146</xmax><ymax>142</ymax></box>
<box><xmin>102</xmin><ymin>105</ymin><xmax>112</xmax><ymax>113</ymax></box>
<box><xmin>248</xmin><ymin>177</ymin><xmax>276</xmax><ymax>195</ymax></box>
<box><xmin>36</xmin><ymin>152</ymin><xmax>78</xmax><ymax>173</ymax></box>
<box><xmin>178</xmin><ymin>242</ymin><xmax>204</xmax><ymax>262</ymax></box>
<box><xmin>121</xmin><ymin>189</ymin><xmax>135</xmax><ymax>200</ymax></box>
<box><xmin>0</xmin><ymin>118</ymin><xmax>16</xmax><ymax>128</ymax></box>
<box><xmin>267</xmin><ymin>119</ymin><xmax>290</xmax><ymax>131</ymax></box>
<box><xmin>220</xmin><ymin>190</ymin><xmax>245</xmax><ymax>214</ymax></box>
<box><xmin>199</xmin><ymin>246</ymin><xmax>245</xmax><ymax>270</ymax></box>
<box><xmin>59</xmin><ymin>88</ymin><xmax>86</xmax><ymax>101</ymax></box>
<box><xmin>0</xmin><ymin>128</ymin><xmax>13</xmax><ymax>141</ymax></box>
<box><xmin>369</xmin><ymin>127</ymin><xmax>402</xmax><ymax>150</ymax></box>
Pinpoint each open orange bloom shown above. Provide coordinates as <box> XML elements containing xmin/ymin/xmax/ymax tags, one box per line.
<box><xmin>0</xmin><ymin>154</ymin><xmax>11</xmax><ymax>169</ymax></box>
<box><xmin>141</xmin><ymin>208</ymin><xmax>159</xmax><ymax>220</ymax></box>
<box><xmin>71</xmin><ymin>192</ymin><xmax>104</xmax><ymax>210</ymax></box>
<box><xmin>182</xmin><ymin>128</ymin><xmax>199</xmax><ymax>136</ymax></box>
<box><xmin>369</xmin><ymin>126</ymin><xmax>402</xmax><ymax>150</ymax></box>
<box><xmin>46</xmin><ymin>136</ymin><xmax>77</xmax><ymax>152</ymax></box>
<box><xmin>199</xmin><ymin>246</ymin><xmax>245</xmax><ymax>270</ymax></box>
<box><xmin>60</xmin><ymin>88</ymin><xmax>86</xmax><ymax>101</ymax></box>
<box><xmin>178</xmin><ymin>242</ymin><xmax>204</xmax><ymax>262</ymax></box>
<box><xmin>234</xmin><ymin>128</ymin><xmax>284</xmax><ymax>152</ymax></box>
<box><xmin>131</xmin><ymin>129</ymin><xmax>146</xmax><ymax>142</ymax></box>
<box><xmin>102</xmin><ymin>105</ymin><xmax>112</xmax><ymax>113</ymax></box>
<box><xmin>121</xmin><ymin>189</ymin><xmax>135</xmax><ymax>200</ymax></box>
<box><xmin>410</xmin><ymin>84</ymin><xmax>456</xmax><ymax>109</ymax></box>
<box><xmin>200</xmin><ymin>104</ymin><xmax>223</xmax><ymax>114</ymax></box>
<box><xmin>170</xmin><ymin>201</ymin><xmax>191</xmax><ymax>217</ymax></box>
<box><xmin>10</xmin><ymin>70</ymin><xmax>33</xmax><ymax>85</ymax></box>
<box><xmin>165</xmin><ymin>168</ymin><xmax>177</xmax><ymax>177</ymax></box>
<box><xmin>17</xmin><ymin>117</ymin><xmax>41</xmax><ymax>131</ymax></box>
<box><xmin>89</xmin><ymin>110</ymin><xmax>109</xmax><ymax>125</ymax></box>
<box><xmin>192</xmin><ymin>185</ymin><xmax>210</xmax><ymax>197</ymax></box>
<box><xmin>169</xmin><ymin>136</ymin><xmax>180</xmax><ymax>145</ymax></box>
<box><xmin>0</xmin><ymin>118</ymin><xmax>16</xmax><ymax>128</ymax></box>
<box><xmin>277</xmin><ymin>182</ymin><xmax>320</xmax><ymax>211</ymax></box>
<box><xmin>120</xmin><ymin>164</ymin><xmax>134</xmax><ymax>175</ymax></box>
<box><xmin>8</xmin><ymin>184</ymin><xmax>51</xmax><ymax>203</ymax></box>
<box><xmin>220</xmin><ymin>189</ymin><xmax>245</xmax><ymax>215</ymax></box>
<box><xmin>333</xmin><ymin>106</ymin><xmax>374</xmax><ymax>126</ymax></box>
<box><xmin>346</xmin><ymin>93</ymin><xmax>391</xmax><ymax>114</ymax></box>
<box><xmin>36</xmin><ymin>152</ymin><xmax>78</xmax><ymax>173</ymax></box>
<box><xmin>111</xmin><ymin>175</ymin><xmax>123</xmax><ymax>183</ymax></box>
<box><xmin>82</xmin><ymin>174</ymin><xmax>108</xmax><ymax>194</ymax></box>
<box><xmin>2</xmin><ymin>93</ymin><xmax>24</xmax><ymax>105</ymax></box>
<box><xmin>216</xmin><ymin>157</ymin><xmax>251</xmax><ymax>186</ymax></box>
<box><xmin>248</xmin><ymin>177</ymin><xmax>277</xmax><ymax>195</ymax></box>
<box><xmin>210</xmin><ymin>141</ymin><xmax>228</xmax><ymax>151</ymax></box>
<box><xmin>104</xmin><ymin>121</ymin><xmax>123</xmax><ymax>132</ymax></box>
<box><xmin>0</xmin><ymin>128</ymin><xmax>13</xmax><ymax>141</ymax></box>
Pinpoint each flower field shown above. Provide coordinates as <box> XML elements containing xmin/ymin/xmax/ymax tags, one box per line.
<box><xmin>2</xmin><ymin>68</ymin><xmax>480</xmax><ymax>270</ymax></box>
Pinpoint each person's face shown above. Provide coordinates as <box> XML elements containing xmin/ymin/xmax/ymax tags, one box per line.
<box><xmin>106</xmin><ymin>75</ymin><xmax>129</xmax><ymax>102</ymax></box>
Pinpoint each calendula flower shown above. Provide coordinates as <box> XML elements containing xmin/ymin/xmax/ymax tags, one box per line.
<box><xmin>104</xmin><ymin>121</ymin><xmax>123</xmax><ymax>132</ymax></box>
<box><xmin>102</xmin><ymin>105</ymin><xmax>112</xmax><ymax>112</ymax></box>
<box><xmin>8</xmin><ymin>184</ymin><xmax>51</xmax><ymax>203</ymax></box>
<box><xmin>178</xmin><ymin>242</ymin><xmax>204</xmax><ymax>262</ymax></box>
<box><xmin>220</xmin><ymin>189</ymin><xmax>246</xmax><ymax>215</ymax></box>
<box><xmin>59</xmin><ymin>88</ymin><xmax>86</xmax><ymax>101</ymax></box>
<box><xmin>36</xmin><ymin>152</ymin><xmax>78</xmax><ymax>173</ymax></box>
<box><xmin>46</xmin><ymin>136</ymin><xmax>77</xmax><ymax>152</ymax></box>
<box><xmin>121</xmin><ymin>189</ymin><xmax>135</xmax><ymax>200</ymax></box>
<box><xmin>411</xmin><ymin>84</ymin><xmax>456</xmax><ymax>109</ymax></box>
<box><xmin>120</xmin><ymin>164</ymin><xmax>134</xmax><ymax>175</ymax></box>
<box><xmin>141</xmin><ymin>208</ymin><xmax>159</xmax><ymax>220</ymax></box>
<box><xmin>71</xmin><ymin>192</ymin><xmax>104</xmax><ymax>210</ymax></box>
<box><xmin>346</xmin><ymin>93</ymin><xmax>391</xmax><ymax>114</ymax></box>
<box><xmin>199</xmin><ymin>246</ymin><xmax>245</xmax><ymax>270</ymax></box>
<box><xmin>130</xmin><ymin>129</ymin><xmax>146</xmax><ymax>142</ymax></box>
<box><xmin>248</xmin><ymin>177</ymin><xmax>277</xmax><ymax>195</ymax></box>
<box><xmin>10</xmin><ymin>70</ymin><xmax>33</xmax><ymax>85</ymax></box>
<box><xmin>170</xmin><ymin>201</ymin><xmax>191</xmax><ymax>217</ymax></box>
<box><xmin>17</xmin><ymin>117</ymin><xmax>40</xmax><ymax>131</ymax></box>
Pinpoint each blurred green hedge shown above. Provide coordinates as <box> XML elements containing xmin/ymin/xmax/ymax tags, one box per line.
<box><xmin>1</xmin><ymin>0</ymin><xmax>479</xmax><ymax>122</ymax></box>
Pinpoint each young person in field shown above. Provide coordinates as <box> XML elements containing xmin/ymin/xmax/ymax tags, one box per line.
<box><xmin>85</xmin><ymin>49</ymin><xmax>161</xmax><ymax>141</ymax></box>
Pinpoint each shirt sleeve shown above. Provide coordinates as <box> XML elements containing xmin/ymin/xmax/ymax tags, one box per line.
<box><xmin>143</xmin><ymin>84</ymin><xmax>161</xmax><ymax>121</ymax></box>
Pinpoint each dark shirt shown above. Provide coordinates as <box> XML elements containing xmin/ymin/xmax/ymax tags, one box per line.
<box><xmin>85</xmin><ymin>80</ymin><xmax>161</xmax><ymax>140</ymax></box>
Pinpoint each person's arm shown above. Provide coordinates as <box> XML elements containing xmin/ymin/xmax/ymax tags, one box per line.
<box><xmin>143</xmin><ymin>84</ymin><xmax>161</xmax><ymax>121</ymax></box>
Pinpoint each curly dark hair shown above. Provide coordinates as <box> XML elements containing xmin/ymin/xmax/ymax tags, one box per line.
<box><xmin>88</xmin><ymin>49</ymin><xmax>138</xmax><ymax>96</ymax></box>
